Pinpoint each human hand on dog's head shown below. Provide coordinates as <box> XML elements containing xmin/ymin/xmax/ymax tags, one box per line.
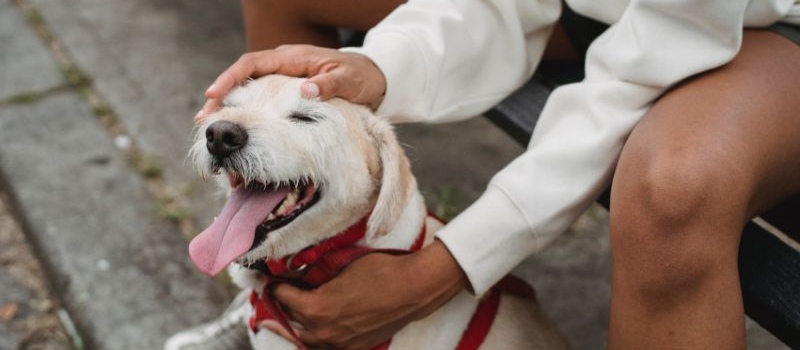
<box><xmin>195</xmin><ymin>45</ymin><xmax>387</xmax><ymax>124</ymax></box>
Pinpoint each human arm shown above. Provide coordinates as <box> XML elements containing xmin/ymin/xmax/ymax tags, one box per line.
<box><xmin>341</xmin><ymin>0</ymin><xmax>561</xmax><ymax>123</ymax></box>
<box><xmin>439</xmin><ymin>0</ymin><xmax>796</xmax><ymax>295</ymax></box>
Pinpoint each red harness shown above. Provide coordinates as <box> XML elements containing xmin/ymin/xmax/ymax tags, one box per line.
<box><xmin>247</xmin><ymin>214</ymin><xmax>535</xmax><ymax>350</ymax></box>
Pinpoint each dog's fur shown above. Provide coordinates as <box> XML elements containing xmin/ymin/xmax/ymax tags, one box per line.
<box><xmin>190</xmin><ymin>75</ymin><xmax>569</xmax><ymax>350</ymax></box>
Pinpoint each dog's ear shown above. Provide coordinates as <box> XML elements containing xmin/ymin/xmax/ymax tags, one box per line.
<box><xmin>364</xmin><ymin>117</ymin><xmax>414</xmax><ymax>237</ymax></box>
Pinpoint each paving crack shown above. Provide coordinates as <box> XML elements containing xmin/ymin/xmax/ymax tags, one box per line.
<box><xmin>6</xmin><ymin>2</ymin><xmax>201</xmax><ymax>345</ymax></box>
<box><xmin>0</xmin><ymin>85</ymin><xmax>73</xmax><ymax>107</ymax></box>
<box><xmin>10</xmin><ymin>0</ymin><xmax>197</xmax><ymax>237</ymax></box>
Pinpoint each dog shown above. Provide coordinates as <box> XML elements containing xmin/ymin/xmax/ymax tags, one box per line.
<box><xmin>188</xmin><ymin>75</ymin><xmax>570</xmax><ymax>350</ymax></box>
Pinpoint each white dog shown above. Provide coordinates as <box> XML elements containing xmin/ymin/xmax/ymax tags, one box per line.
<box><xmin>187</xmin><ymin>75</ymin><xmax>569</xmax><ymax>350</ymax></box>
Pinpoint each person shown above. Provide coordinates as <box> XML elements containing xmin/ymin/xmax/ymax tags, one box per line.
<box><xmin>169</xmin><ymin>0</ymin><xmax>800</xmax><ymax>349</ymax></box>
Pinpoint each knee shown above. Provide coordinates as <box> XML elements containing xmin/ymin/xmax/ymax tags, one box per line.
<box><xmin>609</xmin><ymin>146</ymin><xmax>746</xmax><ymax>294</ymax></box>
<box><xmin>612</xmin><ymin>144</ymin><xmax>748</xmax><ymax>233</ymax></box>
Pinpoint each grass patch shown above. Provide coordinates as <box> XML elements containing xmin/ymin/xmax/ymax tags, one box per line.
<box><xmin>431</xmin><ymin>184</ymin><xmax>468</xmax><ymax>221</ymax></box>
<box><xmin>129</xmin><ymin>152</ymin><xmax>163</xmax><ymax>179</ymax></box>
<box><xmin>21</xmin><ymin>3</ymin><xmax>43</xmax><ymax>27</ymax></box>
<box><xmin>157</xmin><ymin>198</ymin><xmax>190</xmax><ymax>222</ymax></box>
<box><xmin>4</xmin><ymin>91</ymin><xmax>48</xmax><ymax>105</ymax></box>
<box><xmin>60</xmin><ymin>65</ymin><xmax>92</xmax><ymax>88</ymax></box>
<box><xmin>0</xmin><ymin>86</ymin><xmax>74</xmax><ymax>107</ymax></box>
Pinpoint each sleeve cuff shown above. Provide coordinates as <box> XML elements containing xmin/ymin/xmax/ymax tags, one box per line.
<box><xmin>435</xmin><ymin>185</ymin><xmax>542</xmax><ymax>296</ymax></box>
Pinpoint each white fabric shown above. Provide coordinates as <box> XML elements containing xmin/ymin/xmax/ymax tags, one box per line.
<box><xmin>344</xmin><ymin>0</ymin><xmax>800</xmax><ymax>295</ymax></box>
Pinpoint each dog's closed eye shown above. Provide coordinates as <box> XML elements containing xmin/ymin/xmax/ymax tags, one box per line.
<box><xmin>288</xmin><ymin>112</ymin><xmax>320</xmax><ymax>123</ymax></box>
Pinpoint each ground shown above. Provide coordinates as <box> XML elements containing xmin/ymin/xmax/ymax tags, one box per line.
<box><xmin>0</xmin><ymin>191</ymin><xmax>74</xmax><ymax>349</ymax></box>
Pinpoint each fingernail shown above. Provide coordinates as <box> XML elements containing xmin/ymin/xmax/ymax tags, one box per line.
<box><xmin>194</xmin><ymin>109</ymin><xmax>205</xmax><ymax>123</ymax></box>
<box><xmin>205</xmin><ymin>83</ymin><xmax>217</xmax><ymax>95</ymax></box>
<box><xmin>301</xmin><ymin>82</ymin><xmax>320</xmax><ymax>99</ymax></box>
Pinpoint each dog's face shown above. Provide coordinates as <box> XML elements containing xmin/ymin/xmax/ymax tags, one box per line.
<box><xmin>188</xmin><ymin>75</ymin><xmax>412</xmax><ymax>276</ymax></box>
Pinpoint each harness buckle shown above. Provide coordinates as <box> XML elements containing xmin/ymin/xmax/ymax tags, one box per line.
<box><xmin>282</xmin><ymin>253</ymin><xmax>310</xmax><ymax>278</ymax></box>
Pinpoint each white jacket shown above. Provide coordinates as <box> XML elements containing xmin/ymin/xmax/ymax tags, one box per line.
<box><xmin>345</xmin><ymin>0</ymin><xmax>800</xmax><ymax>295</ymax></box>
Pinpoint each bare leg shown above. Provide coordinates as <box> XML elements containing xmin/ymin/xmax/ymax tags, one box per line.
<box><xmin>608</xmin><ymin>30</ymin><xmax>800</xmax><ymax>349</ymax></box>
<box><xmin>240</xmin><ymin>0</ymin><xmax>405</xmax><ymax>51</ymax></box>
<box><xmin>239</xmin><ymin>0</ymin><xmax>578</xmax><ymax>60</ymax></box>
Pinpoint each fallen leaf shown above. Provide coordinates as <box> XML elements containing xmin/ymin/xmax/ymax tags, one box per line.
<box><xmin>0</xmin><ymin>303</ymin><xmax>19</xmax><ymax>321</ymax></box>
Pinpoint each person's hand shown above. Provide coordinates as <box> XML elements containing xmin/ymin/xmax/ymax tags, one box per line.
<box><xmin>266</xmin><ymin>240</ymin><xmax>467</xmax><ymax>350</ymax></box>
<box><xmin>195</xmin><ymin>45</ymin><xmax>387</xmax><ymax>123</ymax></box>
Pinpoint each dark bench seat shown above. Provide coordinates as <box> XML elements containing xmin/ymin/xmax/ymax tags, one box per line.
<box><xmin>486</xmin><ymin>61</ymin><xmax>800</xmax><ymax>349</ymax></box>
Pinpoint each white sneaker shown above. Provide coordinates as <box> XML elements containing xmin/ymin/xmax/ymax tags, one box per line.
<box><xmin>164</xmin><ymin>289</ymin><xmax>253</xmax><ymax>350</ymax></box>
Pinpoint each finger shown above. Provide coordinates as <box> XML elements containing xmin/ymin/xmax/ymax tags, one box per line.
<box><xmin>306</xmin><ymin>73</ymin><xmax>341</xmax><ymax>101</ymax></box>
<box><xmin>195</xmin><ymin>99</ymin><xmax>221</xmax><ymax>125</ymax></box>
<box><xmin>294</xmin><ymin>328</ymin><xmax>327</xmax><ymax>349</ymax></box>
<box><xmin>194</xmin><ymin>100</ymin><xmax>219</xmax><ymax>125</ymax></box>
<box><xmin>206</xmin><ymin>53</ymin><xmax>268</xmax><ymax>99</ymax></box>
<box><xmin>207</xmin><ymin>46</ymin><xmax>330</xmax><ymax>100</ymax></box>
<box><xmin>272</xmin><ymin>283</ymin><xmax>312</xmax><ymax>315</ymax></box>
<box><xmin>205</xmin><ymin>68</ymin><xmax>246</xmax><ymax>100</ymax></box>
<box><xmin>306</xmin><ymin>58</ymin><xmax>385</xmax><ymax>105</ymax></box>
<box><xmin>193</xmin><ymin>109</ymin><xmax>206</xmax><ymax>124</ymax></box>
<box><xmin>300</xmin><ymin>81</ymin><xmax>321</xmax><ymax>100</ymax></box>
<box><xmin>202</xmin><ymin>98</ymin><xmax>221</xmax><ymax>114</ymax></box>
<box><xmin>206</xmin><ymin>50</ymin><xmax>297</xmax><ymax>100</ymax></box>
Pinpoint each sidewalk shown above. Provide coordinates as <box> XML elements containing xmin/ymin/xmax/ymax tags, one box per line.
<box><xmin>0</xmin><ymin>0</ymin><xmax>787</xmax><ymax>349</ymax></box>
<box><xmin>0</xmin><ymin>190</ymin><xmax>74</xmax><ymax>349</ymax></box>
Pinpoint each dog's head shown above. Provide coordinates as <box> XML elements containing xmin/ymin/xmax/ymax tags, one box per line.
<box><xmin>188</xmin><ymin>75</ymin><xmax>415</xmax><ymax>276</ymax></box>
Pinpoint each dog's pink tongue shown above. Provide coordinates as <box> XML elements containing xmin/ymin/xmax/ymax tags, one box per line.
<box><xmin>189</xmin><ymin>186</ymin><xmax>288</xmax><ymax>276</ymax></box>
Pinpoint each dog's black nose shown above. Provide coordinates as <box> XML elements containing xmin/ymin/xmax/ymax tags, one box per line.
<box><xmin>206</xmin><ymin>121</ymin><xmax>248</xmax><ymax>159</ymax></box>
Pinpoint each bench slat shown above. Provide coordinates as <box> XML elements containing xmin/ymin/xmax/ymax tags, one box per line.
<box><xmin>740</xmin><ymin>221</ymin><xmax>800</xmax><ymax>348</ymax></box>
<box><xmin>485</xmin><ymin>78</ymin><xmax>549</xmax><ymax>145</ymax></box>
<box><xmin>760</xmin><ymin>195</ymin><xmax>800</xmax><ymax>243</ymax></box>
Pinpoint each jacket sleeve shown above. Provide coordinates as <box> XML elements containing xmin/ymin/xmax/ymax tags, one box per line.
<box><xmin>436</xmin><ymin>0</ymin><xmax>756</xmax><ymax>295</ymax></box>
<box><xmin>341</xmin><ymin>0</ymin><xmax>562</xmax><ymax>123</ymax></box>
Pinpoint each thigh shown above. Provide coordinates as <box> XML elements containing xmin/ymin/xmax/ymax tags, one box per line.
<box><xmin>242</xmin><ymin>0</ymin><xmax>405</xmax><ymax>31</ymax></box>
<box><xmin>616</xmin><ymin>29</ymin><xmax>800</xmax><ymax>221</ymax></box>
<box><xmin>240</xmin><ymin>0</ymin><xmax>405</xmax><ymax>50</ymax></box>
<box><xmin>304</xmin><ymin>0</ymin><xmax>406</xmax><ymax>30</ymax></box>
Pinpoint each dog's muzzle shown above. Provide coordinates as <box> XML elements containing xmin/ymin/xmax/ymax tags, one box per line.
<box><xmin>206</xmin><ymin>121</ymin><xmax>248</xmax><ymax>159</ymax></box>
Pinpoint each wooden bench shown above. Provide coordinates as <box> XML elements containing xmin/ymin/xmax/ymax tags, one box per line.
<box><xmin>486</xmin><ymin>61</ymin><xmax>800</xmax><ymax>348</ymax></box>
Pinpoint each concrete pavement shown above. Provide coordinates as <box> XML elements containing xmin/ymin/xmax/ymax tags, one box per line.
<box><xmin>0</xmin><ymin>0</ymin><xmax>787</xmax><ymax>349</ymax></box>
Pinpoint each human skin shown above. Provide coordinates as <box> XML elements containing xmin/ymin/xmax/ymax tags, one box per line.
<box><xmin>606</xmin><ymin>30</ymin><xmax>800</xmax><ymax>349</ymax></box>
<box><xmin>197</xmin><ymin>2</ymin><xmax>800</xmax><ymax>349</ymax></box>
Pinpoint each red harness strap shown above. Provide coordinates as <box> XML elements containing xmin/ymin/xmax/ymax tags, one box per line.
<box><xmin>262</xmin><ymin>216</ymin><xmax>424</xmax><ymax>287</ymax></box>
<box><xmin>248</xmin><ymin>214</ymin><xmax>535</xmax><ymax>350</ymax></box>
<box><xmin>453</xmin><ymin>275</ymin><xmax>537</xmax><ymax>350</ymax></box>
<box><xmin>248</xmin><ymin>215</ymin><xmax>416</xmax><ymax>349</ymax></box>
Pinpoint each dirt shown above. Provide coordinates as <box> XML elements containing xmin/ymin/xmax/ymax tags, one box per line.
<box><xmin>0</xmin><ymin>191</ymin><xmax>74</xmax><ymax>350</ymax></box>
